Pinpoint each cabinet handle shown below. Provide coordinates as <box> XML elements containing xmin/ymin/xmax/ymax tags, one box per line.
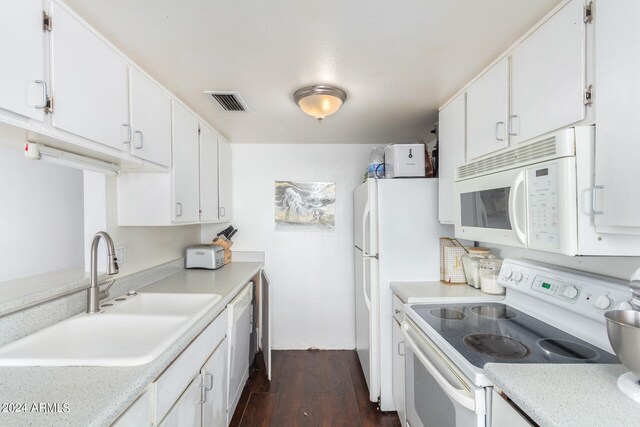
<box><xmin>220</xmin><ymin>206</ymin><xmax>226</xmax><ymax>218</ymax></box>
<box><xmin>508</xmin><ymin>115</ymin><xmax>520</xmax><ymax>136</ymax></box>
<box><xmin>33</xmin><ymin>80</ymin><xmax>48</xmax><ymax>109</ymax></box>
<box><xmin>495</xmin><ymin>121</ymin><xmax>505</xmax><ymax>141</ymax></box>
<box><xmin>121</xmin><ymin>124</ymin><xmax>131</xmax><ymax>144</ymax></box>
<box><xmin>395</xmin><ymin>309</ymin><xmax>401</xmax><ymax>315</ymax></box>
<box><xmin>176</xmin><ymin>202</ymin><xmax>183</xmax><ymax>217</ymax></box>
<box><xmin>398</xmin><ymin>341</ymin><xmax>405</xmax><ymax>356</ymax></box>
<box><xmin>134</xmin><ymin>130</ymin><xmax>144</xmax><ymax>149</ymax></box>
<box><xmin>204</xmin><ymin>372</ymin><xmax>214</xmax><ymax>392</ymax></box>
<box><xmin>592</xmin><ymin>186</ymin><xmax>604</xmax><ymax>215</ymax></box>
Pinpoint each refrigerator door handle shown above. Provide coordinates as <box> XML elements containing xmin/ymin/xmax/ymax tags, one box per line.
<box><xmin>362</xmin><ymin>256</ymin><xmax>371</xmax><ymax>312</ymax></box>
<box><xmin>362</xmin><ymin>199</ymin><xmax>371</xmax><ymax>257</ymax></box>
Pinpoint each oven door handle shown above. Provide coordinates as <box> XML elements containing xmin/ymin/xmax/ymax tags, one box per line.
<box><xmin>402</xmin><ymin>323</ymin><xmax>477</xmax><ymax>412</ymax></box>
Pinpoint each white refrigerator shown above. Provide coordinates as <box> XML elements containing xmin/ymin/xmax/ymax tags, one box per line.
<box><xmin>354</xmin><ymin>178</ymin><xmax>448</xmax><ymax>411</ymax></box>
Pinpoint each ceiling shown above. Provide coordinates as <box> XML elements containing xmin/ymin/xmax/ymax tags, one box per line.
<box><xmin>64</xmin><ymin>0</ymin><xmax>562</xmax><ymax>144</ymax></box>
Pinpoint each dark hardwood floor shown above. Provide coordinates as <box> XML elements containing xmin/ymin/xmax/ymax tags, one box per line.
<box><xmin>230</xmin><ymin>350</ymin><xmax>402</xmax><ymax>427</ymax></box>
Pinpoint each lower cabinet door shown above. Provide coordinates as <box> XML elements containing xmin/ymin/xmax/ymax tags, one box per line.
<box><xmin>159</xmin><ymin>375</ymin><xmax>203</xmax><ymax>427</ymax></box>
<box><xmin>112</xmin><ymin>390</ymin><xmax>150</xmax><ymax>427</ymax></box>
<box><xmin>202</xmin><ymin>337</ymin><xmax>228</xmax><ymax>427</ymax></box>
<box><xmin>392</xmin><ymin>318</ymin><xmax>406</xmax><ymax>426</ymax></box>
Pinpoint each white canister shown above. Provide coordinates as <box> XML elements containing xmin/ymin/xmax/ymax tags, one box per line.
<box><xmin>479</xmin><ymin>258</ymin><xmax>504</xmax><ymax>295</ymax></box>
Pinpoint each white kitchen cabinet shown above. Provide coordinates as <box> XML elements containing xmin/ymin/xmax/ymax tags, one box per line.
<box><xmin>158</xmin><ymin>375</ymin><xmax>203</xmax><ymax>427</ymax></box>
<box><xmin>172</xmin><ymin>101</ymin><xmax>200</xmax><ymax>223</ymax></box>
<box><xmin>491</xmin><ymin>390</ymin><xmax>533</xmax><ymax>427</ymax></box>
<box><xmin>201</xmin><ymin>337</ymin><xmax>228</xmax><ymax>427</ymax></box>
<box><xmin>392</xmin><ymin>307</ymin><xmax>405</xmax><ymax>426</ymax></box>
<box><xmin>510</xmin><ymin>0</ymin><xmax>586</xmax><ymax>145</ymax></box>
<box><xmin>49</xmin><ymin>1</ymin><xmax>129</xmax><ymax>151</ymax></box>
<box><xmin>118</xmin><ymin>104</ymin><xmax>232</xmax><ymax>226</ymax></box>
<box><xmin>594</xmin><ymin>0</ymin><xmax>640</xmax><ymax>231</ymax></box>
<box><xmin>199</xmin><ymin>124</ymin><xmax>220</xmax><ymax>222</ymax></box>
<box><xmin>0</xmin><ymin>0</ymin><xmax>46</xmax><ymax>121</ymax></box>
<box><xmin>129</xmin><ymin>68</ymin><xmax>172</xmax><ymax>166</ymax></box>
<box><xmin>466</xmin><ymin>58</ymin><xmax>509</xmax><ymax>161</ymax></box>
<box><xmin>218</xmin><ymin>136</ymin><xmax>233</xmax><ymax>221</ymax></box>
<box><xmin>438</xmin><ymin>93</ymin><xmax>466</xmax><ymax>224</ymax></box>
<box><xmin>112</xmin><ymin>391</ymin><xmax>151</xmax><ymax>427</ymax></box>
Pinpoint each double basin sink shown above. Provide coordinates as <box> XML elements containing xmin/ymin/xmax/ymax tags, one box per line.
<box><xmin>0</xmin><ymin>292</ymin><xmax>221</xmax><ymax>367</ymax></box>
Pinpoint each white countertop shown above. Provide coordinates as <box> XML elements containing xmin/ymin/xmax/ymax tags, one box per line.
<box><xmin>485</xmin><ymin>363</ymin><xmax>640</xmax><ymax>426</ymax></box>
<box><xmin>0</xmin><ymin>261</ymin><xmax>263</xmax><ymax>427</ymax></box>
<box><xmin>391</xmin><ymin>281</ymin><xmax>505</xmax><ymax>303</ymax></box>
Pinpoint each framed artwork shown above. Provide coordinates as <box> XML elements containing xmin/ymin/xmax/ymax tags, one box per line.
<box><xmin>275</xmin><ymin>181</ymin><xmax>335</xmax><ymax>231</ymax></box>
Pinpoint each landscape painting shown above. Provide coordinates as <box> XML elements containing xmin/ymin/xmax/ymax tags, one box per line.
<box><xmin>275</xmin><ymin>181</ymin><xmax>336</xmax><ymax>231</ymax></box>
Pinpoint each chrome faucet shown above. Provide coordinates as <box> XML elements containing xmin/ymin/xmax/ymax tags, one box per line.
<box><xmin>87</xmin><ymin>231</ymin><xmax>119</xmax><ymax>314</ymax></box>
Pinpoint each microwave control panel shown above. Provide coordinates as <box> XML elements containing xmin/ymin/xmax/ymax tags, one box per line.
<box><xmin>527</xmin><ymin>163</ymin><xmax>559</xmax><ymax>249</ymax></box>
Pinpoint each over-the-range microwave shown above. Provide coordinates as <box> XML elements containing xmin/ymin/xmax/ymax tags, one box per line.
<box><xmin>453</xmin><ymin>126</ymin><xmax>640</xmax><ymax>256</ymax></box>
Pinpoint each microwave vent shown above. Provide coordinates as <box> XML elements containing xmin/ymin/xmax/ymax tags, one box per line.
<box><xmin>455</xmin><ymin>136</ymin><xmax>560</xmax><ymax>181</ymax></box>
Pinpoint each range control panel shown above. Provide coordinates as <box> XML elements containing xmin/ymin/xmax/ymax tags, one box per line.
<box><xmin>498</xmin><ymin>259</ymin><xmax>632</xmax><ymax>319</ymax></box>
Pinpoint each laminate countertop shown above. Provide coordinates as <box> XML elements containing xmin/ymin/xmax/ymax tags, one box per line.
<box><xmin>0</xmin><ymin>262</ymin><xmax>263</xmax><ymax>427</ymax></box>
<box><xmin>391</xmin><ymin>280</ymin><xmax>505</xmax><ymax>303</ymax></box>
<box><xmin>485</xmin><ymin>363</ymin><xmax>640</xmax><ymax>426</ymax></box>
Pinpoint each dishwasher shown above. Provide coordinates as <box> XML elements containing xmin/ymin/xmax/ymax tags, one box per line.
<box><xmin>226</xmin><ymin>282</ymin><xmax>253</xmax><ymax>424</ymax></box>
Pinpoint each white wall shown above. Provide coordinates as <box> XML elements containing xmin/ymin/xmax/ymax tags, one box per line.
<box><xmin>0</xmin><ymin>145</ymin><xmax>84</xmax><ymax>282</ymax></box>
<box><xmin>202</xmin><ymin>143</ymin><xmax>377</xmax><ymax>349</ymax></box>
<box><xmin>484</xmin><ymin>243</ymin><xmax>640</xmax><ymax>282</ymax></box>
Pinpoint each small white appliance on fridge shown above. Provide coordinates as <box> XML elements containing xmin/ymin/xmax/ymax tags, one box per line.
<box><xmin>354</xmin><ymin>178</ymin><xmax>449</xmax><ymax>410</ymax></box>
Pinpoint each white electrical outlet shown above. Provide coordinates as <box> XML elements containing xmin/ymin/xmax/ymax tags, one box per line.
<box><xmin>115</xmin><ymin>244</ymin><xmax>127</xmax><ymax>264</ymax></box>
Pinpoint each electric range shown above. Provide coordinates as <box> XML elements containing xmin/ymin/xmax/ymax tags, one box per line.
<box><xmin>402</xmin><ymin>258</ymin><xmax>632</xmax><ymax>427</ymax></box>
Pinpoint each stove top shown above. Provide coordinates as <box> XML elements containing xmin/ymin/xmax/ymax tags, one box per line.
<box><xmin>409</xmin><ymin>302</ymin><xmax>618</xmax><ymax>368</ymax></box>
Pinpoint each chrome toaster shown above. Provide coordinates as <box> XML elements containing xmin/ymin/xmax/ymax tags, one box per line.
<box><xmin>185</xmin><ymin>245</ymin><xmax>225</xmax><ymax>270</ymax></box>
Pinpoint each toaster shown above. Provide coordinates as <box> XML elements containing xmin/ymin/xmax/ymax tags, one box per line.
<box><xmin>185</xmin><ymin>245</ymin><xmax>225</xmax><ymax>270</ymax></box>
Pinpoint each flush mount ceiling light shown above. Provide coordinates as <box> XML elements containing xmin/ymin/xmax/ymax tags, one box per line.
<box><xmin>293</xmin><ymin>85</ymin><xmax>348</xmax><ymax>123</ymax></box>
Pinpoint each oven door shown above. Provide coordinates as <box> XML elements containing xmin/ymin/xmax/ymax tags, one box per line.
<box><xmin>454</xmin><ymin>167</ymin><xmax>527</xmax><ymax>248</ymax></box>
<box><xmin>402</xmin><ymin>319</ymin><xmax>486</xmax><ymax>427</ymax></box>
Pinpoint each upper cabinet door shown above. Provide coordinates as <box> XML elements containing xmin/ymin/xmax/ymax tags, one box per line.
<box><xmin>510</xmin><ymin>0</ymin><xmax>586</xmax><ymax>145</ymax></box>
<box><xmin>199</xmin><ymin>124</ymin><xmax>220</xmax><ymax>222</ymax></box>
<box><xmin>0</xmin><ymin>0</ymin><xmax>45</xmax><ymax>120</ymax></box>
<box><xmin>130</xmin><ymin>68</ymin><xmax>171</xmax><ymax>166</ymax></box>
<box><xmin>218</xmin><ymin>137</ymin><xmax>233</xmax><ymax>221</ymax></box>
<box><xmin>594</xmin><ymin>0</ymin><xmax>640</xmax><ymax>229</ymax></box>
<box><xmin>49</xmin><ymin>1</ymin><xmax>129</xmax><ymax>150</ymax></box>
<box><xmin>438</xmin><ymin>93</ymin><xmax>466</xmax><ymax>224</ymax></box>
<box><xmin>466</xmin><ymin>58</ymin><xmax>509</xmax><ymax>160</ymax></box>
<box><xmin>172</xmin><ymin>102</ymin><xmax>200</xmax><ymax>223</ymax></box>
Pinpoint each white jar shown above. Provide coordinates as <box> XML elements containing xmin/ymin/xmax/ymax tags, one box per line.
<box><xmin>461</xmin><ymin>247</ymin><xmax>495</xmax><ymax>289</ymax></box>
<box><xmin>479</xmin><ymin>258</ymin><xmax>504</xmax><ymax>295</ymax></box>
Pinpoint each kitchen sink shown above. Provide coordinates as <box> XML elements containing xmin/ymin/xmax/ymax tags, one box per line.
<box><xmin>106</xmin><ymin>292</ymin><xmax>221</xmax><ymax>317</ymax></box>
<box><xmin>0</xmin><ymin>293</ymin><xmax>222</xmax><ymax>367</ymax></box>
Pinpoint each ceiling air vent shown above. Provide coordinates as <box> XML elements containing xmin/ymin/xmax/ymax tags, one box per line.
<box><xmin>204</xmin><ymin>91</ymin><xmax>250</xmax><ymax>112</ymax></box>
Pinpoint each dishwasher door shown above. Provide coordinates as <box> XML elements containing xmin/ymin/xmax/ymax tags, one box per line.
<box><xmin>227</xmin><ymin>282</ymin><xmax>253</xmax><ymax>424</ymax></box>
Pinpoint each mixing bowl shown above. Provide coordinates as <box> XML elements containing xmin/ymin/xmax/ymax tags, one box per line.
<box><xmin>605</xmin><ymin>310</ymin><xmax>640</xmax><ymax>377</ymax></box>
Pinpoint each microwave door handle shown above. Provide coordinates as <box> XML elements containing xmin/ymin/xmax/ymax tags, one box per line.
<box><xmin>402</xmin><ymin>324</ymin><xmax>476</xmax><ymax>412</ymax></box>
<box><xmin>509</xmin><ymin>171</ymin><xmax>527</xmax><ymax>246</ymax></box>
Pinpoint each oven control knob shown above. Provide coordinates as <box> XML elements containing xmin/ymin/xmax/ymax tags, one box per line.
<box><xmin>513</xmin><ymin>271</ymin><xmax>523</xmax><ymax>282</ymax></box>
<box><xmin>503</xmin><ymin>269</ymin><xmax>513</xmax><ymax>279</ymax></box>
<box><xmin>563</xmin><ymin>286</ymin><xmax>579</xmax><ymax>299</ymax></box>
<box><xmin>616</xmin><ymin>301</ymin><xmax>633</xmax><ymax>310</ymax></box>
<box><xmin>593</xmin><ymin>295</ymin><xmax>613</xmax><ymax>310</ymax></box>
